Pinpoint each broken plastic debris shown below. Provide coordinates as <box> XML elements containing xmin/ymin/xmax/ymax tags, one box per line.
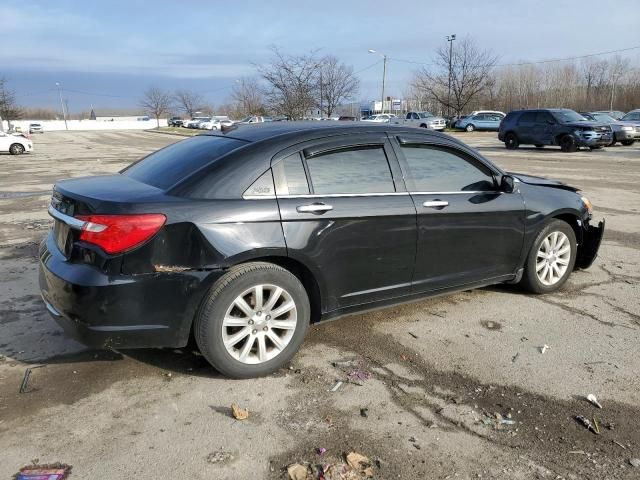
<box><xmin>586</xmin><ymin>393</ymin><xmax>603</xmax><ymax>409</ymax></box>
<box><xmin>346</xmin><ymin>452</ymin><xmax>373</xmax><ymax>477</ymax></box>
<box><xmin>287</xmin><ymin>463</ymin><xmax>309</xmax><ymax>480</ymax></box>
<box><xmin>347</xmin><ymin>369</ymin><xmax>372</xmax><ymax>385</ymax></box>
<box><xmin>540</xmin><ymin>344</ymin><xmax>550</xmax><ymax>354</ymax></box>
<box><xmin>575</xmin><ymin>415</ymin><xmax>599</xmax><ymax>434</ymax></box>
<box><xmin>360</xmin><ymin>408</ymin><xmax>369</xmax><ymax>418</ymax></box>
<box><xmin>330</xmin><ymin>381</ymin><xmax>343</xmax><ymax>392</ymax></box>
<box><xmin>316</xmin><ymin>447</ymin><xmax>327</xmax><ymax>456</ymax></box>
<box><xmin>231</xmin><ymin>404</ymin><xmax>249</xmax><ymax>420</ymax></box>
<box><xmin>15</xmin><ymin>464</ymin><xmax>71</xmax><ymax>480</ymax></box>
<box><xmin>629</xmin><ymin>458</ymin><xmax>640</xmax><ymax>468</ymax></box>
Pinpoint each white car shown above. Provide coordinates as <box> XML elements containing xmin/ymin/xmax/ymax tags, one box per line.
<box><xmin>199</xmin><ymin>118</ymin><xmax>233</xmax><ymax>130</ymax></box>
<box><xmin>361</xmin><ymin>114</ymin><xmax>396</xmax><ymax>123</ymax></box>
<box><xmin>184</xmin><ymin>117</ymin><xmax>210</xmax><ymax>128</ymax></box>
<box><xmin>235</xmin><ymin>116</ymin><xmax>265</xmax><ymax>124</ymax></box>
<box><xmin>0</xmin><ymin>131</ymin><xmax>33</xmax><ymax>155</ymax></box>
<box><xmin>29</xmin><ymin>123</ymin><xmax>44</xmax><ymax>134</ymax></box>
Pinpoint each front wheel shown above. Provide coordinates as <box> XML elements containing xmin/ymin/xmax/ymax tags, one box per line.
<box><xmin>520</xmin><ymin>219</ymin><xmax>576</xmax><ymax>294</ymax></box>
<box><xmin>9</xmin><ymin>143</ymin><xmax>25</xmax><ymax>155</ymax></box>
<box><xmin>194</xmin><ymin>262</ymin><xmax>310</xmax><ymax>378</ymax></box>
<box><xmin>560</xmin><ymin>135</ymin><xmax>577</xmax><ymax>153</ymax></box>
<box><xmin>465</xmin><ymin>124</ymin><xmax>475</xmax><ymax>132</ymax></box>
<box><xmin>621</xmin><ymin>140</ymin><xmax>635</xmax><ymax>146</ymax></box>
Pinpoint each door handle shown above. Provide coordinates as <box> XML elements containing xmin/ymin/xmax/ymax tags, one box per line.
<box><xmin>296</xmin><ymin>203</ymin><xmax>333</xmax><ymax>214</ymax></box>
<box><xmin>423</xmin><ymin>200</ymin><xmax>449</xmax><ymax>208</ymax></box>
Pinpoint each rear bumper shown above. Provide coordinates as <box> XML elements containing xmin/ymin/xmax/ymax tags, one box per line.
<box><xmin>38</xmin><ymin>234</ymin><xmax>222</xmax><ymax>349</ymax></box>
<box><xmin>576</xmin><ymin>219</ymin><xmax>605</xmax><ymax>269</ymax></box>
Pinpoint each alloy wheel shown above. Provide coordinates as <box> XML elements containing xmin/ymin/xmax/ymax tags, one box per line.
<box><xmin>535</xmin><ymin>231</ymin><xmax>571</xmax><ymax>286</ymax></box>
<box><xmin>222</xmin><ymin>284</ymin><xmax>297</xmax><ymax>364</ymax></box>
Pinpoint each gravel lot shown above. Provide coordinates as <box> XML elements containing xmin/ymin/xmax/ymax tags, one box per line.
<box><xmin>1</xmin><ymin>130</ymin><xmax>639</xmax><ymax>479</ymax></box>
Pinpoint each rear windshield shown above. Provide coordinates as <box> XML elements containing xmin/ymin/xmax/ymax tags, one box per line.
<box><xmin>122</xmin><ymin>135</ymin><xmax>246</xmax><ymax>190</ymax></box>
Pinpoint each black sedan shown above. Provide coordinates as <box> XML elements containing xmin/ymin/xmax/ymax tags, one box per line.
<box><xmin>39</xmin><ymin>123</ymin><xmax>604</xmax><ymax>378</ymax></box>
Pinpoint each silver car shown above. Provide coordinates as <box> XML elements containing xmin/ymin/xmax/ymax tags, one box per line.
<box><xmin>582</xmin><ymin>112</ymin><xmax>640</xmax><ymax>146</ymax></box>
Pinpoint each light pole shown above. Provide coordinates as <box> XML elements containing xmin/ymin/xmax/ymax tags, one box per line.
<box><xmin>446</xmin><ymin>34</ymin><xmax>456</xmax><ymax>118</ymax></box>
<box><xmin>55</xmin><ymin>82</ymin><xmax>68</xmax><ymax>130</ymax></box>
<box><xmin>368</xmin><ymin>49</ymin><xmax>387</xmax><ymax>114</ymax></box>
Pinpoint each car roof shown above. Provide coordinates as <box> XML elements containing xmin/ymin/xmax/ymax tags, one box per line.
<box><xmin>203</xmin><ymin>121</ymin><xmax>450</xmax><ymax>143</ymax></box>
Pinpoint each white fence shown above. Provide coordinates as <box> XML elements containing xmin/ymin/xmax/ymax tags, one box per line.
<box><xmin>1</xmin><ymin>118</ymin><xmax>168</xmax><ymax>132</ymax></box>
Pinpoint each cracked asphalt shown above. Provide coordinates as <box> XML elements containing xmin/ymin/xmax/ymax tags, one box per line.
<box><xmin>0</xmin><ymin>130</ymin><xmax>639</xmax><ymax>479</ymax></box>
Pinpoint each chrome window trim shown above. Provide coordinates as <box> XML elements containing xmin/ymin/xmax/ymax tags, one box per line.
<box><xmin>48</xmin><ymin>204</ymin><xmax>86</xmax><ymax>230</ymax></box>
<box><xmin>243</xmin><ymin>191</ymin><xmax>494</xmax><ymax>200</ymax></box>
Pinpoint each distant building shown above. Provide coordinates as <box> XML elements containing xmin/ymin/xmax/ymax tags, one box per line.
<box><xmin>90</xmin><ymin>109</ymin><xmax>150</xmax><ymax>122</ymax></box>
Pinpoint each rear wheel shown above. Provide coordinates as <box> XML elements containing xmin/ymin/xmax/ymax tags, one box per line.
<box><xmin>560</xmin><ymin>135</ymin><xmax>577</xmax><ymax>153</ymax></box>
<box><xmin>520</xmin><ymin>219</ymin><xmax>576</xmax><ymax>294</ymax></box>
<box><xmin>466</xmin><ymin>124</ymin><xmax>475</xmax><ymax>132</ymax></box>
<box><xmin>194</xmin><ymin>262</ymin><xmax>310</xmax><ymax>378</ymax></box>
<box><xmin>621</xmin><ymin>140</ymin><xmax>635</xmax><ymax>146</ymax></box>
<box><xmin>504</xmin><ymin>132</ymin><xmax>519</xmax><ymax>149</ymax></box>
<box><xmin>9</xmin><ymin>143</ymin><xmax>25</xmax><ymax>155</ymax></box>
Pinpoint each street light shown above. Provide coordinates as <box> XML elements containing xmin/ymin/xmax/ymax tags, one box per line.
<box><xmin>446</xmin><ymin>34</ymin><xmax>456</xmax><ymax>119</ymax></box>
<box><xmin>368</xmin><ymin>49</ymin><xmax>387</xmax><ymax>114</ymax></box>
<box><xmin>55</xmin><ymin>82</ymin><xmax>68</xmax><ymax>130</ymax></box>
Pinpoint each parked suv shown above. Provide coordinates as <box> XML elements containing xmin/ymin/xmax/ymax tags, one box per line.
<box><xmin>168</xmin><ymin>117</ymin><xmax>183</xmax><ymax>127</ymax></box>
<box><xmin>498</xmin><ymin>109</ymin><xmax>612</xmax><ymax>152</ymax></box>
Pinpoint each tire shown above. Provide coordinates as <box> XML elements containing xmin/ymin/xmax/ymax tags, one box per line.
<box><xmin>504</xmin><ymin>132</ymin><xmax>519</xmax><ymax>149</ymax></box>
<box><xmin>194</xmin><ymin>262</ymin><xmax>310</xmax><ymax>378</ymax></box>
<box><xmin>560</xmin><ymin>135</ymin><xmax>577</xmax><ymax>153</ymax></box>
<box><xmin>9</xmin><ymin>143</ymin><xmax>25</xmax><ymax>155</ymax></box>
<box><xmin>520</xmin><ymin>219</ymin><xmax>577</xmax><ymax>294</ymax></box>
<box><xmin>419</xmin><ymin>123</ymin><xmax>428</xmax><ymax>128</ymax></box>
<box><xmin>621</xmin><ymin>140</ymin><xmax>635</xmax><ymax>146</ymax></box>
<box><xmin>466</xmin><ymin>124</ymin><xmax>475</xmax><ymax>132</ymax></box>
<box><xmin>535</xmin><ymin>144</ymin><xmax>544</xmax><ymax>148</ymax></box>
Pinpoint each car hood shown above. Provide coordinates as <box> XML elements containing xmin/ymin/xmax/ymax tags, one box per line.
<box><xmin>508</xmin><ymin>172</ymin><xmax>579</xmax><ymax>193</ymax></box>
<box><xmin>564</xmin><ymin>121</ymin><xmax>608</xmax><ymax>129</ymax></box>
<box><xmin>613</xmin><ymin>120</ymin><xmax>640</xmax><ymax>127</ymax></box>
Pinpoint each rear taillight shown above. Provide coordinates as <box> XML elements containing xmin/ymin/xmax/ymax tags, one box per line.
<box><xmin>75</xmin><ymin>214</ymin><xmax>166</xmax><ymax>254</ymax></box>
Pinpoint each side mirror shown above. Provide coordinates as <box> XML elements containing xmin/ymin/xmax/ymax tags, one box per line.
<box><xmin>500</xmin><ymin>175</ymin><xmax>515</xmax><ymax>193</ymax></box>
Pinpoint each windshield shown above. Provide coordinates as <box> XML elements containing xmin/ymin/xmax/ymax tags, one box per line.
<box><xmin>418</xmin><ymin>112</ymin><xmax>434</xmax><ymax>119</ymax></box>
<box><xmin>122</xmin><ymin>136</ymin><xmax>247</xmax><ymax>190</ymax></box>
<box><xmin>553</xmin><ymin>110</ymin><xmax>588</xmax><ymax>123</ymax></box>
<box><xmin>592</xmin><ymin>114</ymin><xmax>616</xmax><ymax>123</ymax></box>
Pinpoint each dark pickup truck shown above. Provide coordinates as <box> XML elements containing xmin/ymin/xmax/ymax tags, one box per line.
<box><xmin>499</xmin><ymin>109</ymin><xmax>612</xmax><ymax>152</ymax></box>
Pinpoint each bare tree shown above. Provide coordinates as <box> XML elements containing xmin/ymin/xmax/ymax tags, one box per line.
<box><xmin>257</xmin><ymin>47</ymin><xmax>319</xmax><ymax>120</ymax></box>
<box><xmin>608</xmin><ymin>56</ymin><xmax>630</xmax><ymax>110</ymax></box>
<box><xmin>231</xmin><ymin>77</ymin><xmax>267</xmax><ymax>116</ymax></box>
<box><xmin>139</xmin><ymin>87</ymin><xmax>171</xmax><ymax>128</ymax></box>
<box><xmin>0</xmin><ymin>77</ymin><xmax>21</xmax><ymax>132</ymax></box>
<box><xmin>317</xmin><ymin>56</ymin><xmax>359</xmax><ymax>118</ymax></box>
<box><xmin>174</xmin><ymin>89</ymin><xmax>205</xmax><ymax>118</ymax></box>
<box><xmin>412</xmin><ymin>37</ymin><xmax>497</xmax><ymax>116</ymax></box>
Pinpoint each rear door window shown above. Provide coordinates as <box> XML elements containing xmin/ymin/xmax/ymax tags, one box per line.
<box><xmin>274</xmin><ymin>153</ymin><xmax>310</xmax><ymax>195</ymax></box>
<box><xmin>305</xmin><ymin>146</ymin><xmax>395</xmax><ymax>195</ymax></box>
<box><xmin>122</xmin><ymin>136</ymin><xmax>247</xmax><ymax>190</ymax></box>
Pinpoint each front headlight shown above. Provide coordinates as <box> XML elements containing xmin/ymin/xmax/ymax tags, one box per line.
<box><xmin>621</xmin><ymin>126</ymin><xmax>633</xmax><ymax>131</ymax></box>
<box><xmin>581</xmin><ymin>195</ymin><xmax>593</xmax><ymax>216</ymax></box>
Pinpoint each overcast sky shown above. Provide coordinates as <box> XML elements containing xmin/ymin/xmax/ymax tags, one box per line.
<box><xmin>2</xmin><ymin>0</ymin><xmax>639</xmax><ymax>112</ymax></box>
